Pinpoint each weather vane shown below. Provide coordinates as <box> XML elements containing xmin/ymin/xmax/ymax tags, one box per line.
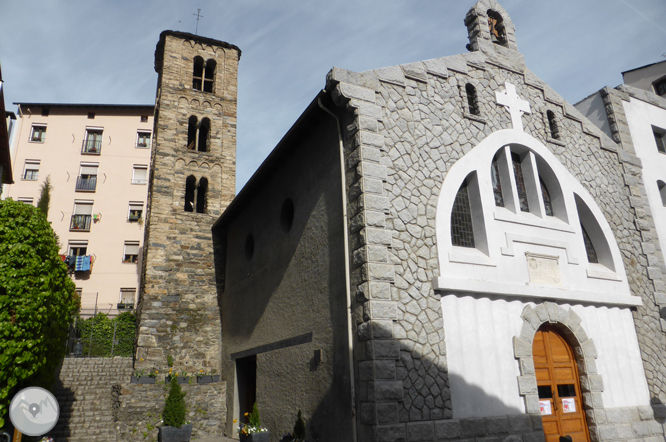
<box><xmin>193</xmin><ymin>8</ymin><xmax>203</xmax><ymax>35</ymax></box>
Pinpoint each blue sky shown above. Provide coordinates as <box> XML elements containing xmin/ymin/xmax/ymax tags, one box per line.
<box><xmin>1</xmin><ymin>0</ymin><xmax>664</xmax><ymax>191</ymax></box>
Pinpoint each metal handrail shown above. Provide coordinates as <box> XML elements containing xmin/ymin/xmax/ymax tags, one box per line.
<box><xmin>76</xmin><ymin>175</ymin><xmax>97</xmax><ymax>191</ymax></box>
<box><xmin>70</xmin><ymin>214</ymin><xmax>92</xmax><ymax>231</ymax></box>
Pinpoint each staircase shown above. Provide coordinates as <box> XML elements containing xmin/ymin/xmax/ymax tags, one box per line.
<box><xmin>50</xmin><ymin>357</ymin><xmax>133</xmax><ymax>442</ymax></box>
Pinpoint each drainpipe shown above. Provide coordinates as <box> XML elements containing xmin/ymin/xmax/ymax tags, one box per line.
<box><xmin>318</xmin><ymin>93</ymin><xmax>358</xmax><ymax>442</ymax></box>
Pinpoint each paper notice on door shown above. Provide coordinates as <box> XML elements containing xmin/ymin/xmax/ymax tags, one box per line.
<box><xmin>540</xmin><ymin>400</ymin><xmax>552</xmax><ymax>415</ymax></box>
<box><xmin>562</xmin><ymin>397</ymin><xmax>576</xmax><ymax>413</ymax></box>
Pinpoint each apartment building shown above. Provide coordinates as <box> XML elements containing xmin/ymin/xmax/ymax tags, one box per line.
<box><xmin>4</xmin><ymin>103</ymin><xmax>154</xmax><ymax>315</ymax></box>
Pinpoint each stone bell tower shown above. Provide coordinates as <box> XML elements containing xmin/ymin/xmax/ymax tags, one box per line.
<box><xmin>135</xmin><ymin>31</ymin><xmax>241</xmax><ymax>373</ymax></box>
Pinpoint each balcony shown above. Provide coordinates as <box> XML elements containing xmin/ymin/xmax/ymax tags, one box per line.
<box><xmin>70</xmin><ymin>215</ymin><xmax>92</xmax><ymax>231</ymax></box>
<box><xmin>81</xmin><ymin>139</ymin><xmax>102</xmax><ymax>155</ymax></box>
<box><xmin>117</xmin><ymin>303</ymin><xmax>135</xmax><ymax>310</ymax></box>
<box><xmin>75</xmin><ymin>176</ymin><xmax>97</xmax><ymax>192</ymax></box>
<box><xmin>131</xmin><ymin>178</ymin><xmax>147</xmax><ymax>185</ymax></box>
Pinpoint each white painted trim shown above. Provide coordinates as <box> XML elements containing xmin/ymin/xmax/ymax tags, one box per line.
<box><xmin>432</xmin><ymin>277</ymin><xmax>641</xmax><ymax>307</ymax></box>
<box><xmin>500</xmin><ymin>232</ymin><xmax>579</xmax><ymax>265</ymax></box>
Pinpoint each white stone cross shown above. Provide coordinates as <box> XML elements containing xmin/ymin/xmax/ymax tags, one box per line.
<box><xmin>495</xmin><ymin>81</ymin><xmax>530</xmax><ymax>132</ymax></box>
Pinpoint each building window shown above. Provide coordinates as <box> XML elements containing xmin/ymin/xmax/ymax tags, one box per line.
<box><xmin>82</xmin><ymin>129</ymin><xmax>103</xmax><ymax>155</ymax></box>
<box><xmin>491</xmin><ymin>154</ymin><xmax>504</xmax><ymax>207</ymax></box>
<box><xmin>123</xmin><ymin>241</ymin><xmax>140</xmax><ymax>263</ymax></box>
<box><xmin>654</xmin><ymin>129</ymin><xmax>666</xmax><ymax>154</ymax></box>
<box><xmin>198</xmin><ymin>118</ymin><xmax>210</xmax><ymax>152</ymax></box>
<box><xmin>540</xmin><ymin>177</ymin><xmax>554</xmax><ymax>216</ymax></box>
<box><xmin>196</xmin><ymin>177</ymin><xmax>208</xmax><ymax>213</ymax></box>
<box><xmin>654</xmin><ymin>76</ymin><xmax>666</xmax><ymax>97</ymax></box>
<box><xmin>132</xmin><ymin>165</ymin><xmax>148</xmax><ymax>185</ymax></box>
<box><xmin>118</xmin><ymin>288</ymin><xmax>136</xmax><ymax>309</ymax></box>
<box><xmin>70</xmin><ymin>201</ymin><xmax>93</xmax><ymax>231</ymax></box>
<box><xmin>17</xmin><ymin>197</ymin><xmax>34</xmax><ymax>205</ymax></box>
<box><xmin>140</xmin><ymin>115</ymin><xmax>148</xmax><ymax>123</ymax></box>
<box><xmin>128</xmin><ymin>201</ymin><xmax>143</xmax><ymax>222</ymax></box>
<box><xmin>41</xmin><ymin>107</ymin><xmax>50</xmax><ymax>117</ymax></box>
<box><xmin>487</xmin><ymin>9</ymin><xmax>507</xmax><ymax>46</ymax></box>
<box><xmin>68</xmin><ymin>241</ymin><xmax>88</xmax><ymax>256</ymax></box>
<box><xmin>76</xmin><ymin>163</ymin><xmax>98</xmax><ymax>192</ymax></box>
<box><xmin>193</xmin><ymin>56</ymin><xmax>204</xmax><ymax>91</ymax></box>
<box><xmin>184</xmin><ymin>175</ymin><xmax>196</xmax><ymax>212</ymax></box>
<box><xmin>658</xmin><ymin>180</ymin><xmax>666</xmax><ymax>206</ymax></box>
<box><xmin>30</xmin><ymin>125</ymin><xmax>46</xmax><ymax>143</ymax></box>
<box><xmin>451</xmin><ymin>179</ymin><xmax>475</xmax><ymax>248</ymax></box>
<box><xmin>581</xmin><ymin>223</ymin><xmax>598</xmax><ymax>264</ymax></box>
<box><xmin>466</xmin><ymin>84</ymin><xmax>480</xmax><ymax>116</ymax></box>
<box><xmin>87</xmin><ymin>112</ymin><xmax>95</xmax><ymax>119</ymax></box>
<box><xmin>136</xmin><ymin>131</ymin><xmax>151</xmax><ymax>149</ymax></box>
<box><xmin>512</xmin><ymin>152</ymin><xmax>530</xmax><ymax>212</ymax></box>
<box><xmin>547</xmin><ymin>110</ymin><xmax>560</xmax><ymax>140</ymax></box>
<box><xmin>187</xmin><ymin>116</ymin><xmax>198</xmax><ymax>150</ymax></box>
<box><xmin>204</xmin><ymin>59</ymin><xmax>216</xmax><ymax>93</ymax></box>
<box><xmin>22</xmin><ymin>160</ymin><xmax>40</xmax><ymax>181</ymax></box>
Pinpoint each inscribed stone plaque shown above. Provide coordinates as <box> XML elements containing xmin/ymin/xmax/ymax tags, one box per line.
<box><xmin>526</xmin><ymin>252</ymin><xmax>561</xmax><ymax>285</ymax></box>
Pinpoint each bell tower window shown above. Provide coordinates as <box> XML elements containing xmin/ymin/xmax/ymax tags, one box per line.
<box><xmin>196</xmin><ymin>177</ymin><xmax>208</xmax><ymax>214</ymax></box>
<box><xmin>185</xmin><ymin>175</ymin><xmax>196</xmax><ymax>212</ymax></box>
<box><xmin>193</xmin><ymin>56</ymin><xmax>204</xmax><ymax>91</ymax></box>
<box><xmin>198</xmin><ymin>118</ymin><xmax>210</xmax><ymax>152</ymax></box>
<box><xmin>451</xmin><ymin>179</ymin><xmax>475</xmax><ymax>248</ymax></box>
<box><xmin>204</xmin><ymin>60</ymin><xmax>216</xmax><ymax>93</ymax></box>
<box><xmin>188</xmin><ymin>116</ymin><xmax>198</xmax><ymax>150</ymax></box>
<box><xmin>487</xmin><ymin>10</ymin><xmax>507</xmax><ymax>46</ymax></box>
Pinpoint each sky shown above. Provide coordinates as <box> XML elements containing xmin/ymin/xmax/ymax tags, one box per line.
<box><xmin>1</xmin><ymin>0</ymin><xmax>665</xmax><ymax>191</ymax></box>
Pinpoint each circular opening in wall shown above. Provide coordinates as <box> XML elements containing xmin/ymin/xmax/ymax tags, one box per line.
<box><xmin>244</xmin><ymin>234</ymin><xmax>254</xmax><ymax>261</ymax></box>
<box><xmin>280</xmin><ymin>198</ymin><xmax>294</xmax><ymax>233</ymax></box>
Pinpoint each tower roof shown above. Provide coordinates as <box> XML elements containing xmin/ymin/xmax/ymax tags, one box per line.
<box><xmin>155</xmin><ymin>30</ymin><xmax>242</xmax><ymax>73</ymax></box>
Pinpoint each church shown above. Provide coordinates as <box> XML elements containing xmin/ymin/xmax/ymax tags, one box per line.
<box><xmin>132</xmin><ymin>1</ymin><xmax>666</xmax><ymax>441</ymax></box>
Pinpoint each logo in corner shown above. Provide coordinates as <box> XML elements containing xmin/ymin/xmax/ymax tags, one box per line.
<box><xmin>9</xmin><ymin>387</ymin><xmax>59</xmax><ymax>436</ymax></box>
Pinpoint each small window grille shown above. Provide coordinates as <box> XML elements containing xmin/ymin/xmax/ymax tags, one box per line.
<box><xmin>547</xmin><ymin>110</ymin><xmax>560</xmax><ymax>140</ymax></box>
<box><xmin>581</xmin><ymin>223</ymin><xmax>598</xmax><ymax>263</ymax></box>
<box><xmin>140</xmin><ymin>115</ymin><xmax>148</xmax><ymax>123</ymax></box>
<box><xmin>512</xmin><ymin>153</ymin><xmax>530</xmax><ymax>212</ymax></box>
<box><xmin>491</xmin><ymin>154</ymin><xmax>504</xmax><ymax>207</ymax></box>
<box><xmin>451</xmin><ymin>180</ymin><xmax>475</xmax><ymax>248</ymax></box>
<box><xmin>540</xmin><ymin>177</ymin><xmax>554</xmax><ymax>216</ymax></box>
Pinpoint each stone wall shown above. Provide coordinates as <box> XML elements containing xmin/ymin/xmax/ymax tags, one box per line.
<box><xmin>325</xmin><ymin>2</ymin><xmax>666</xmax><ymax>439</ymax></box>
<box><xmin>51</xmin><ymin>357</ymin><xmax>133</xmax><ymax>442</ymax></box>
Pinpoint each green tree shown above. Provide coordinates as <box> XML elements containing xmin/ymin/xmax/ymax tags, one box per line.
<box><xmin>0</xmin><ymin>199</ymin><xmax>79</xmax><ymax>428</ymax></box>
<box><xmin>163</xmin><ymin>376</ymin><xmax>186</xmax><ymax>428</ymax></box>
<box><xmin>36</xmin><ymin>175</ymin><xmax>52</xmax><ymax>217</ymax></box>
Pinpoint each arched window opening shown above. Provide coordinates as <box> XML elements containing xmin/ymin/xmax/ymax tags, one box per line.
<box><xmin>192</xmin><ymin>56</ymin><xmax>204</xmax><ymax>91</ymax></box>
<box><xmin>196</xmin><ymin>177</ymin><xmax>208</xmax><ymax>214</ymax></box>
<box><xmin>540</xmin><ymin>177</ymin><xmax>554</xmax><ymax>216</ymax></box>
<box><xmin>658</xmin><ymin>180</ymin><xmax>666</xmax><ymax>206</ymax></box>
<box><xmin>187</xmin><ymin>116</ymin><xmax>198</xmax><ymax>150</ymax></box>
<box><xmin>203</xmin><ymin>59</ymin><xmax>216</xmax><ymax>93</ymax></box>
<box><xmin>487</xmin><ymin>10</ymin><xmax>507</xmax><ymax>46</ymax></box>
<box><xmin>491</xmin><ymin>153</ymin><xmax>504</xmax><ymax>207</ymax></box>
<box><xmin>184</xmin><ymin>175</ymin><xmax>196</xmax><ymax>212</ymax></box>
<box><xmin>451</xmin><ymin>179</ymin><xmax>475</xmax><ymax>248</ymax></box>
<box><xmin>198</xmin><ymin>118</ymin><xmax>210</xmax><ymax>152</ymax></box>
<box><xmin>511</xmin><ymin>152</ymin><xmax>530</xmax><ymax>212</ymax></box>
<box><xmin>466</xmin><ymin>84</ymin><xmax>480</xmax><ymax>116</ymax></box>
<box><xmin>547</xmin><ymin>110</ymin><xmax>560</xmax><ymax>140</ymax></box>
<box><xmin>581</xmin><ymin>223</ymin><xmax>598</xmax><ymax>264</ymax></box>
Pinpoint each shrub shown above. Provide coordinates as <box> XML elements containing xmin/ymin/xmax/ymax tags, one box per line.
<box><xmin>76</xmin><ymin>312</ymin><xmax>136</xmax><ymax>357</ymax></box>
<box><xmin>163</xmin><ymin>376</ymin><xmax>186</xmax><ymax>428</ymax></box>
<box><xmin>248</xmin><ymin>402</ymin><xmax>261</xmax><ymax>428</ymax></box>
<box><xmin>0</xmin><ymin>199</ymin><xmax>79</xmax><ymax>428</ymax></box>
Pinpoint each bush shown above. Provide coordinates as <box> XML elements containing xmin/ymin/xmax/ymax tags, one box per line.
<box><xmin>76</xmin><ymin>312</ymin><xmax>136</xmax><ymax>357</ymax></box>
<box><xmin>0</xmin><ymin>199</ymin><xmax>79</xmax><ymax>428</ymax></box>
<box><xmin>163</xmin><ymin>376</ymin><xmax>186</xmax><ymax>428</ymax></box>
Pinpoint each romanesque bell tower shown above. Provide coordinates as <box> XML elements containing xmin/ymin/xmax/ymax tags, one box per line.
<box><xmin>135</xmin><ymin>31</ymin><xmax>241</xmax><ymax>373</ymax></box>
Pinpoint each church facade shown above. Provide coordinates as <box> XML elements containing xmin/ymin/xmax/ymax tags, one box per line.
<box><xmin>210</xmin><ymin>1</ymin><xmax>666</xmax><ymax>441</ymax></box>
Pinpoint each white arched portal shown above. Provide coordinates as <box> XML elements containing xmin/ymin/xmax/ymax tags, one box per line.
<box><xmin>433</xmin><ymin>129</ymin><xmax>636</xmax><ymax>307</ymax></box>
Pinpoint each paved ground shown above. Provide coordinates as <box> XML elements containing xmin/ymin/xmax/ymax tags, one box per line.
<box><xmin>192</xmin><ymin>437</ymin><xmax>236</xmax><ymax>442</ymax></box>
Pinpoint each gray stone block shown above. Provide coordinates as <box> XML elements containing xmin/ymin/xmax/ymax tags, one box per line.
<box><xmin>422</xmin><ymin>58</ymin><xmax>449</xmax><ymax>78</ymax></box>
<box><xmin>485</xmin><ymin>416</ymin><xmax>509</xmax><ymax>434</ymax></box>
<box><xmin>461</xmin><ymin>418</ymin><xmax>486</xmax><ymax>437</ymax></box>
<box><xmin>632</xmin><ymin>421</ymin><xmax>652</xmax><ymax>437</ymax></box>
<box><xmin>508</xmin><ymin>415</ymin><xmax>532</xmax><ymax>433</ymax></box>
<box><xmin>377</xmin><ymin>402</ymin><xmax>400</xmax><ymax>424</ymax></box>
<box><xmin>597</xmin><ymin>424</ymin><xmax>618</xmax><ymax>440</ymax></box>
<box><xmin>434</xmin><ymin>419</ymin><xmax>461</xmax><ymax>440</ymax></box>
<box><xmin>369</xmin><ymin>380</ymin><xmax>404</xmax><ymax>401</ymax></box>
<box><xmin>406</xmin><ymin>421</ymin><xmax>435</xmax><ymax>441</ymax></box>
<box><xmin>522</xmin><ymin>431</ymin><xmax>545</xmax><ymax>442</ymax></box>
<box><xmin>518</xmin><ymin>376</ymin><xmax>537</xmax><ymax>395</ymax></box>
<box><xmin>617</xmin><ymin>423</ymin><xmax>634</xmax><ymax>440</ymax></box>
<box><xmin>377</xmin><ymin>424</ymin><xmax>407</xmax><ymax>442</ymax></box>
<box><xmin>367</xmin><ymin>340</ymin><xmax>400</xmax><ymax>359</ymax></box>
<box><xmin>623</xmin><ymin>407</ymin><xmax>641</xmax><ymax>423</ymax></box>
<box><xmin>514</xmin><ymin>337</ymin><xmax>532</xmax><ymax>358</ymax></box>
<box><xmin>375</xmin><ymin>66</ymin><xmax>406</xmax><ymax>86</ymax></box>
<box><xmin>638</xmin><ymin>406</ymin><xmax>654</xmax><ymax>421</ymax></box>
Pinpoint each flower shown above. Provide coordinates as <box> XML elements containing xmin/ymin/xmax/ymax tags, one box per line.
<box><xmin>233</xmin><ymin>419</ymin><xmax>237</xmax><ymax>423</ymax></box>
<box><xmin>244</xmin><ymin>412</ymin><xmax>249</xmax><ymax>417</ymax></box>
<box><xmin>140</xmin><ymin>358</ymin><xmax>144</xmax><ymax>361</ymax></box>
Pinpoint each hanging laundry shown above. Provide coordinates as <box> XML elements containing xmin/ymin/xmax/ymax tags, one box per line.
<box><xmin>75</xmin><ymin>255</ymin><xmax>91</xmax><ymax>272</ymax></box>
<box><xmin>64</xmin><ymin>256</ymin><xmax>76</xmax><ymax>270</ymax></box>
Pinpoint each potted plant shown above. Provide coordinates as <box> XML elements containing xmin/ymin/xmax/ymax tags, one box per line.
<box><xmin>131</xmin><ymin>367</ymin><xmax>158</xmax><ymax>384</ymax></box>
<box><xmin>159</xmin><ymin>376</ymin><xmax>192</xmax><ymax>442</ymax></box>
<box><xmin>196</xmin><ymin>369</ymin><xmax>220</xmax><ymax>384</ymax></box>
<box><xmin>166</xmin><ymin>368</ymin><xmax>190</xmax><ymax>384</ymax></box>
<box><xmin>238</xmin><ymin>403</ymin><xmax>269</xmax><ymax>442</ymax></box>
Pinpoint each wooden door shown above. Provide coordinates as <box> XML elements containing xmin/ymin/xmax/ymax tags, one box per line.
<box><xmin>533</xmin><ymin>325</ymin><xmax>590</xmax><ymax>442</ymax></box>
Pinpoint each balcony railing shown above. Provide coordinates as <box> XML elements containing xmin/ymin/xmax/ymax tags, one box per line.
<box><xmin>82</xmin><ymin>139</ymin><xmax>102</xmax><ymax>155</ymax></box>
<box><xmin>131</xmin><ymin>178</ymin><xmax>147</xmax><ymax>185</ymax></box>
<box><xmin>70</xmin><ymin>214</ymin><xmax>92</xmax><ymax>231</ymax></box>
<box><xmin>76</xmin><ymin>176</ymin><xmax>97</xmax><ymax>191</ymax></box>
<box><xmin>117</xmin><ymin>303</ymin><xmax>135</xmax><ymax>310</ymax></box>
